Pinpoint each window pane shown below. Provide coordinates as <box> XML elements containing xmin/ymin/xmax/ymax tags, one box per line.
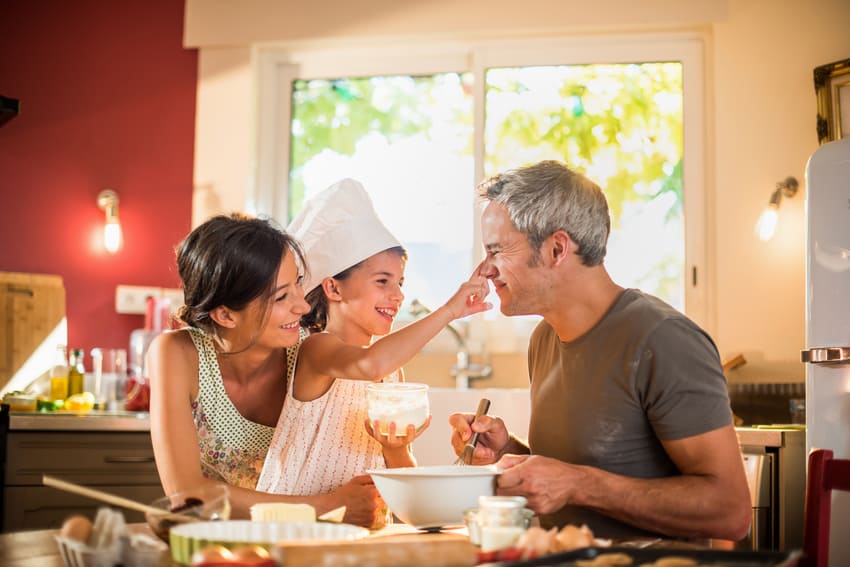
<box><xmin>484</xmin><ymin>63</ymin><xmax>685</xmax><ymax>310</ymax></box>
<box><xmin>289</xmin><ymin>74</ymin><xmax>474</xmax><ymax>310</ymax></box>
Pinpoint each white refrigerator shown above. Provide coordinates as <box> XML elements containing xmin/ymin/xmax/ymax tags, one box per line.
<box><xmin>802</xmin><ymin>136</ymin><xmax>850</xmax><ymax>567</ymax></box>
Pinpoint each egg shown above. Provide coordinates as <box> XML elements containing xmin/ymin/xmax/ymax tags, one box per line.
<box><xmin>59</xmin><ymin>515</ymin><xmax>93</xmax><ymax>543</ymax></box>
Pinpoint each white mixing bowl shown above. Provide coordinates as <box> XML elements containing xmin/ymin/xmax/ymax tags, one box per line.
<box><xmin>367</xmin><ymin>465</ymin><xmax>502</xmax><ymax>529</ymax></box>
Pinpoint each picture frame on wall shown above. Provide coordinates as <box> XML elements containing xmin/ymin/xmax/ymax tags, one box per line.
<box><xmin>814</xmin><ymin>58</ymin><xmax>850</xmax><ymax>144</ymax></box>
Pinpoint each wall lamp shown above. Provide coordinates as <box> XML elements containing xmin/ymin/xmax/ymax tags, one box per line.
<box><xmin>97</xmin><ymin>189</ymin><xmax>123</xmax><ymax>253</ymax></box>
<box><xmin>755</xmin><ymin>176</ymin><xmax>799</xmax><ymax>241</ymax></box>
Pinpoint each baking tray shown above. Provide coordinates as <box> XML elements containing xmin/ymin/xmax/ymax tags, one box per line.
<box><xmin>480</xmin><ymin>546</ymin><xmax>802</xmax><ymax>567</ymax></box>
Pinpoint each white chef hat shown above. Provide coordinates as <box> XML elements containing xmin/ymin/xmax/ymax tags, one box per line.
<box><xmin>288</xmin><ymin>178</ymin><xmax>402</xmax><ymax>294</ymax></box>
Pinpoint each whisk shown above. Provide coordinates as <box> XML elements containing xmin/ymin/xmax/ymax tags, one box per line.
<box><xmin>455</xmin><ymin>398</ymin><xmax>491</xmax><ymax>465</ymax></box>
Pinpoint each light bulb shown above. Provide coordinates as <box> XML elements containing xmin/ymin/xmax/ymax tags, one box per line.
<box><xmin>97</xmin><ymin>189</ymin><xmax>122</xmax><ymax>254</ymax></box>
<box><xmin>755</xmin><ymin>206</ymin><xmax>778</xmax><ymax>241</ymax></box>
<box><xmin>103</xmin><ymin>219</ymin><xmax>123</xmax><ymax>253</ymax></box>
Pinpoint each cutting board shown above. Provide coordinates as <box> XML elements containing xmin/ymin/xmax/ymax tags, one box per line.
<box><xmin>0</xmin><ymin>272</ymin><xmax>66</xmax><ymax>392</ymax></box>
<box><xmin>273</xmin><ymin>533</ymin><xmax>478</xmax><ymax>567</ymax></box>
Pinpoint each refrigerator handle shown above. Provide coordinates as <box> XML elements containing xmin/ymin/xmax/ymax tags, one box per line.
<box><xmin>801</xmin><ymin>347</ymin><xmax>850</xmax><ymax>364</ymax></box>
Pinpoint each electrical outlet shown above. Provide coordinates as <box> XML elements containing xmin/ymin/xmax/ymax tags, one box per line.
<box><xmin>161</xmin><ymin>287</ymin><xmax>184</xmax><ymax>312</ymax></box>
<box><xmin>115</xmin><ymin>285</ymin><xmax>162</xmax><ymax>314</ymax></box>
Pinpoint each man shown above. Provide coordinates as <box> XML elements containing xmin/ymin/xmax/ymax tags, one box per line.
<box><xmin>450</xmin><ymin>160</ymin><xmax>751</xmax><ymax>541</ymax></box>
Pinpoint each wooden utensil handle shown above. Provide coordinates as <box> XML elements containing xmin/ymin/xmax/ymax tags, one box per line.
<box><xmin>466</xmin><ymin>398</ymin><xmax>491</xmax><ymax>449</ymax></box>
<box><xmin>42</xmin><ymin>475</ymin><xmax>195</xmax><ymax>523</ymax></box>
<box><xmin>461</xmin><ymin>398</ymin><xmax>491</xmax><ymax>464</ymax></box>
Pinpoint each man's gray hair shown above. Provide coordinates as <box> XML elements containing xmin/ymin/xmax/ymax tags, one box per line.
<box><xmin>478</xmin><ymin>160</ymin><xmax>611</xmax><ymax>267</ymax></box>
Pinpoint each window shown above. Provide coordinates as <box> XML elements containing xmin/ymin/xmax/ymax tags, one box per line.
<box><xmin>484</xmin><ymin>62</ymin><xmax>685</xmax><ymax>309</ymax></box>
<box><xmin>288</xmin><ymin>73</ymin><xmax>475</xmax><ymax>309</ymax></box>
<box><xmin>256</xmin><ymin>35</ymin><xmax>708</xmax><ymax>350</ymax></box>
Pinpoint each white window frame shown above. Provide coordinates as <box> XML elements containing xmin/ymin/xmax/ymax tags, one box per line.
<box><xmin>254</xmin><ymin>33</ymin><xmax>710</xmax><ymax>349</ymax></box>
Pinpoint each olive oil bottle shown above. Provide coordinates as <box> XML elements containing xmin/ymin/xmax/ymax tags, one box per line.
<box><xmin>49</xmin><ymin>345</ymin><xmax>69</xmax><ymax>402</ymax></box>
<box><xmin>67</xmin><ymin>348</ymin><xmax>85</xmax><ymax>396</ymax></box>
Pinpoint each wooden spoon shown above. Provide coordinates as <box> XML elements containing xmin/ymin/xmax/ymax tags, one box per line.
<box><xmin>43</xmin><ymin>475</ymin><xmax>200</xmax><ymax>524</ymax></box>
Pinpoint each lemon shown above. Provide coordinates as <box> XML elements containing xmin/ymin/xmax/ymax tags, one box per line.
<box><xmin>64</xmin><ymin>392</ymin><xmax>95</xmax><ymax>414</ymax></box>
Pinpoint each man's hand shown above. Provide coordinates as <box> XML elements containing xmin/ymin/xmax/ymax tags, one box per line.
<box><xmin>449</xmin><ymin>412</ymin><xmax>510</xmax><ymax>465</ymax></box>
<box><xmin>496</xmin><ymin>454</ymin><xmax>582</xmax><ymax>514</ymax></box>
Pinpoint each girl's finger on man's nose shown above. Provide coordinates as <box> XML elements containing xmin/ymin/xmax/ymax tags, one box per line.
<box><xmin>472</xmin><ymin>259</ymin><xmax>487</xmax><ymax>277</ymax></box>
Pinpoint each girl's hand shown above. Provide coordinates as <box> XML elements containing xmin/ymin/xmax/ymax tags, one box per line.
<box><xmin>365</xmin><ymin>415</ymin><xmax>432</xmax><ymax>449</ymax></box>
<box><xmin>445</xmin><ymin>275</ymin><xmax>492</xmax><ymax>319</ymax></box>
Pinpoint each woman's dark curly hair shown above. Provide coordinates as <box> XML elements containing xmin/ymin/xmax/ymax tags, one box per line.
<box><xmin>301</xmin><ymin>246</ymin><xmax>407</xmax><ymax>333</ymax></box>
<box><xmin>175</xmin><ymin>213</ymin><xmax>306</xmax><ymax>345</ymax></box>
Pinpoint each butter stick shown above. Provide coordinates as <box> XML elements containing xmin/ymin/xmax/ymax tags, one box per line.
<box><xmin>249</xmin><ymin>502</ymin><xmax>317</xmax><ymax>523</ymax></box>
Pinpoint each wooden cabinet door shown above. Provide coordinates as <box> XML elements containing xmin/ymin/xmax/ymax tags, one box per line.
<box><xmin>3</xmin><ymin>485</ymin><xmax>165</xmax><ymax>531</ymax></box>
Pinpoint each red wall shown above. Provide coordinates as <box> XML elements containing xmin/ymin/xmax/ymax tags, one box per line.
<box><xmin>0</xmin><ymin>1</ymin><xmax>197</xmax><ymax>357</ymax></box>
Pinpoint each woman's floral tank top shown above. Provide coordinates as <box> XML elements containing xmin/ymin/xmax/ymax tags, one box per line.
<box><xmin>187</xmin><ymin>327</ymin><xmax>300</xmax><ymax>489</ymax></box>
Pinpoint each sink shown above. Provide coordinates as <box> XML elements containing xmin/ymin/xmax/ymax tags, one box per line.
<box><xmin>413</xmin><ymin>387</ymin><xmax>530</xmax><ymax>466</ymax></box>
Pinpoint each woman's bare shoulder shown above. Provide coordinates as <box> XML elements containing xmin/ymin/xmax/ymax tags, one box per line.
<box><xmin>147</xmin><ymin>328</ymin><xmax>200</xmax><ymax>372</ymax></box>
<box><xmin>147</xmin><ymin>329</ymin><xmax>204</xmax><ymax>404</ymax></box>
<box><xmin>151</xmin><ymin>327</ymin><xmax>195</xmax><ymax>350</ymax></box>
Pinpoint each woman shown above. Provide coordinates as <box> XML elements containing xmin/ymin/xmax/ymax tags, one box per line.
<box><xmin>147</xmin><ymin>213</ymin><xmax>384</xmax><ymax>527</ymax></box>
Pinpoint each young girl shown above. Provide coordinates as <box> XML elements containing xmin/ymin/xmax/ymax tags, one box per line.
<box><xmin>256</xmin><ymin>179</ymin><xmax>490</xmax><ymax>496</ymax></box>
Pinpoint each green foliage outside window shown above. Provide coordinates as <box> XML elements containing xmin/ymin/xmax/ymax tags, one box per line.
<box><xmin>485</xmin><ymin>63</ymin><xmax>684</xmax><ymax>229</ymax></box>
<box><xmin>288</xmin><ymin>62</ymin><xmax>685</xmax><ymax>307</ymax></box>
<box><xmin>289</xmin><ymin>76</ymin><xmax>448</xmax><ymax>219</ymax></box>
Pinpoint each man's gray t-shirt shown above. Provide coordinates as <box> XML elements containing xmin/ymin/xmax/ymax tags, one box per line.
<box><xmin>527</xmin><ymin>289</ymin><xmax>732</xmax><ymax>537</ymax></box>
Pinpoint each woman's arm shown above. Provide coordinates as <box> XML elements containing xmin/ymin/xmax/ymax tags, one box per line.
<box><xmin>147</xmin><ymin>330</ymin><xmax>206</xmax><ymax>496</ymax></box>
<box><xmin>146</xmin><ymin>331</ymin><xmax>385</xmax><ymax>526</ymax></box>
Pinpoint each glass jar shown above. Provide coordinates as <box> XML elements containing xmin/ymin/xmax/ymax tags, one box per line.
<box><xmin>477</xmin><ymin>495</ymin><xmax>528</xmax><ymax>551</ymax></box>
<box><xmin>365</xmin><ymin>382</ymin><xmax>429</xmax><ymax>436</ymax></box>
<box><xmin>49</xmin><ymin>344</ymin><xmax>69</xmax><ymax>402</ymax></box>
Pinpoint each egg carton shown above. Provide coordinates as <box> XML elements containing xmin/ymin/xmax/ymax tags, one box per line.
<box><xmin>56</xmin><ymin>507</ymin><xmax>167</xmax><ymax>567</ymax></box>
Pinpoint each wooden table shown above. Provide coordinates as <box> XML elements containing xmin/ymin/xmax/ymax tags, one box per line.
<box><xmin>0</xmin><ymin>522</ymin><xmax>714</xmax><ymax>567</ymax></box>
<box><xmin>0</xmin><ymin>526</ymin><xmax>67</xmax><ymax>567</ymax></box>
<box><xmin>0</xmin><ymin>523</ymin><xmax>473</xmax><ymax>567</ymax></box>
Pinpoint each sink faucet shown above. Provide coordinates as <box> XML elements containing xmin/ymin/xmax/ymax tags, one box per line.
<box><xmin>409</xmin><ymin>299</ymin><xmax>492</xmax><ymax>390</ymax></box>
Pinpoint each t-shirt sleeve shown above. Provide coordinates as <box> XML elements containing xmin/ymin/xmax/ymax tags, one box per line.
<box><xmin>638</xmin><ymin>317</ymin><xmax>733</xmax><ymax>441</ymax></box>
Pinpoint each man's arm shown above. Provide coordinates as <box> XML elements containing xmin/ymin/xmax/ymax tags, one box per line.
<box><xmin>496</xmin><ymin>424</ymin><xmax>751</xmax><ymax>541</ymax></box>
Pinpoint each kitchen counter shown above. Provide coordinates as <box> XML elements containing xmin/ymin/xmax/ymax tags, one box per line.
<box><xmin>1</xmin><ymin>405</ymin><xmax>161</xmax><ymax>532</ymax></box>
<box><xmin>735</xmin><ymin>426</ymin><xmax>806</xmax><ymax>448</ymax></box>
<box><xmin>7</xmin><ymin>410</ymin><xmax>151</xmax><ymax>432</ymax></box>
<box><xmin>6</xmin><ymin>416</ymin><xmax>804</xmax><ymax>438</ymax></box>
